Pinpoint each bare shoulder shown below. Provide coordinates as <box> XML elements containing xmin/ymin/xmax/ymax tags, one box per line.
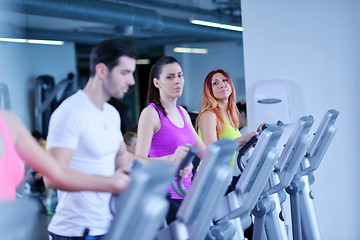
<box><xmin>199</xmin><ymin>110</ymin><xmax>216</xmax><ymax>122</ymax></box>
<box><xmin>0</xmin><ymin>109</ymin><xmax>15</xmax><ymax>119</ymax></box>
<box><xmin>0</xmin><ymin>110</ymin><xmax>22</xmax><ymax>127</ymax></box>
<box><xmin>0</xmin><ymin>109</ymin><xmax>26</xmax><ymax>140</ymax></box>
<box><xmin>197</xmin><ymin>110</ymin><xmax>217</xmax><ymax>130</ymax></box>
<box><xmin>138</xmin><ymin>104</ymin><xmax>161</xmax><ymax>135</ymax></box>
<box><xmin>140</xmin><ymin>104</ymin><xmax>159</xmax><ymax>119</ymax></box>
<box><xmin>138</xmin><ymin>104</ymin><xmax>160</xmax><ymax>127</ymax></box>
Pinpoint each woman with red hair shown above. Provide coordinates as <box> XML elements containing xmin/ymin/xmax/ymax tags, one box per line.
<box><xmin>196</xmin><ymin>69</ymin><xmax>258</xmax><ymax>239</ymax></box>
<box><xmin>196</xmin><ymin>69</ymin><xmax>258</xmax><ymax>168</ymax></box>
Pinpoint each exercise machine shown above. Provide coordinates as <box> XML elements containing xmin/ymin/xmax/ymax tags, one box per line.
<box><xmin>286</xmin><ymin>109</ymin><xmax>339</xmax><ymax>240</ymax></box>
<box><xmin>209</xmin><ymin>125</ymin><xmax>283</xmax><ymax>239</ymax></box>
<box><xmin>0</xmin><ymin>82</ymin><xmax>11</xmax><ymax>109</ymax></box>
<box><xmin>157</xmin><ymin>138</ymin><xmax>239</xmax><ymax>240</ymax></box>
<box><xmin>34</xmin><ymin>73</ymin><xmax>76</xmax><ymax>135</ymax></box>
<box><xmin>105</xmin><ymin>161</ymin><xmax>176</xmax><ymax>240</ymax></box>
<box><xmin>214</xmin><ymin>123</ymin><xmax>279</xmax><ymax>240</ymax></box>
<box><xmin>171</xmin><ymin>146</ymin><xmax>198</xmax><ymax>198</ymax></box>
<box><xmin>252</xmin><ymin>115</ymin><xmax>314</xmax><ymax>240</ymax></box>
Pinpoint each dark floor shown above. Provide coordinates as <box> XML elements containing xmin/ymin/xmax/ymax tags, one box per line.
<box><xmin>31</xmin><ymin>214</ymin><xmax>52</xmax><ymax>240</ymax></box>
<box><xmin>16</xmin><ymin>189</ymin><xmax>56</xmax><ymax>240</ymax></box>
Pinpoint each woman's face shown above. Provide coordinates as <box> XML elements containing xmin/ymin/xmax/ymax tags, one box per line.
<box><xmin>211</xmin><ymin>72</ymin><xmax>232</xmax><ymax>101</ymax></box>
<box><xmin>154</xmin><ymin>63</ymin><xmax>184</xmax><ymax>99</ymax></box>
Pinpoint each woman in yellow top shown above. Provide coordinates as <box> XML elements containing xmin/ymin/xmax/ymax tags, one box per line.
<box><xmin>196</xmin><ymin>69</ymin><xmax>258</xmax><ymax>239</ymax></box>
<box><xmin>196</xmin><ymin>69</ymin><xmax>258</xmax><ymax>168</ymax></box>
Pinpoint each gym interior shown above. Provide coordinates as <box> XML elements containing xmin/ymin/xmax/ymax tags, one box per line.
<box><xmin>0</xmin><ymin>1</ymin><xmax>359</xmax><ymax>239</ymax></box>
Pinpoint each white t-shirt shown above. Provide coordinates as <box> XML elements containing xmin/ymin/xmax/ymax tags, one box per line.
<box><xmin>47</xmin><ymin>90</ymin><xmax>123</xmax><ymax>236</ymax></box>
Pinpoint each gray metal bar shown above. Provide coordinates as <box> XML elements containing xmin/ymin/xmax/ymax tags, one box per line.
<box><xmin>228</xmin><ymin>125</ymin><xmax>283</xmax><ymax>220</ymax></box>
<box><xmin>212</xmin><ymin>126</ymin><xmax>283</xmax><ymax>239</ymax></box>
<box><xmin>105</xmin><ymin>161</ymin><xmax>176</xmax><ymax>240</ymax></box>
<box><xmin>288</xmin><ymin>109</ymin><xmax>339</xmax><ymax>240</ymax></box>
<box><xmin>0</xmin><ymin>82</ymin><xmax>11</xmax><ymax>110</ymax></box>
<box><xmin>157</xmin><ymin>138</ymin><xmax>239</xmax><ymax>240</ymax></box>
<box><xmin>299</xmin><ymin>174</ymin><xmax>321</xmax><ymax>240</ymax></box>
<box><xmin>296</xmin><ymin>109</ymin><xmax>339</xmax><ymax>177</ymax></box>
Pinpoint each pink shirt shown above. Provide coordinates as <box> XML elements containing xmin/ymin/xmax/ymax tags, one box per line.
<box><xmin>0</xmin><ymin>115</ymin><xmax>24</xmax><ymax>201</ymax></box>
<box><xmin>149</xmin><ymin>103</ymin><xmax>195</xmax><ymax>199</ymax></box>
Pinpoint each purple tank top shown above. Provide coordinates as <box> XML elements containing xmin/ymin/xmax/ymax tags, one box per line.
<box><xmin>149</xmin><ymin>103</ymin><xmax>195</xmax><ymax>199</ymax></box>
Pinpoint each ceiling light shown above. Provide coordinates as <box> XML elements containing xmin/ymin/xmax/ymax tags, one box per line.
<box><xmin>173</xmin><ymin>47</ymin><xmax>208</xmax><ymax>54</ymax></box>
<box><xmin>190</xmin><ymin>19</ymin><xmax>243</xmax><ymax>32</ymax></box>
<box><xmin>136</xmin><ymin>59</ymin><xmax>150</xmax><ymax>65</ymax></box>
<box><xmin>0</xmin><ymin>38</ymin><xmax>64</xmax><ymax>45</ymax></box>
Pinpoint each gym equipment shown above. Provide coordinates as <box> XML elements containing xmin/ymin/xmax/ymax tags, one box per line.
<box><xmin>228</xmin><ymin>120</ymin><xmax>283</xmax><ymax>194</ymax></box>
<box><xmin>0</xmin><ymin>198</ymin><xmax>40</xmax><ymax>240</ymax></box>
<box><xmin>171</xmin><ymin>146</ymin><xmax>198</xmax><ymax>197</ymax></box>
<box><xmin>157</xmin><ymin>138</ymin><xmax>239</xmax><ymax>240</ymax></box>
<box><xmin>214</xmin><ymin>122</ymin><xmax>281</xmax><ymax>240</ymax></box>
<box><xmin>252</xmin><ymin>115</ymin><xmax>314</xmax><ymax>240</ymax></box>
<box><xmin>34</xmin><ymin>73</ymin><xmax>76</xmax><ymax>135</ymax></box>
<box><xmin>105</xmin><ymin>161</ymin><xmax>176</xmax><ymax>240</ymax></box>
<box><xmin>0</xmin><ymin>82</ymin><xmax>11</xmax><ymax>109</ymax></box>
<box><xmin>109</xmin><ymin>160</ymin><xmax>143</xmax><ymax>216</ymax></box>
<box><xmin>286</xmin><ymin>109</ymin><xmax>339</xmax><ymax>240</ymax></box>
<box><xmin>210</xmin><ymin>125</ymin><xmax>283</xmax><ymax>239</ymax></box>
<box><xmin>109</xmin><ymin>146</ymin><xmax>197</xmax><ymax>216</ymax></box>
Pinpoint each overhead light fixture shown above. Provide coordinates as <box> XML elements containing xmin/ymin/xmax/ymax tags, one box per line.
<box><xmin>136</xmin><ymin>59</ymin><xmax>150</xmax><ymax>65</ymax></box>
<box><xmin>0</xmin><ymin>37</ymin><xmax>64</xmax><ymax>45</ymax></box>
<box><xmin>173</xmin><ymin>47</ymin><xmax>208</xmax><ymax>54</ymax></box>
<box><xmin>190</xmin><ymin>19</ymin><xmax>243</xmax><ymax>32</ymax></box>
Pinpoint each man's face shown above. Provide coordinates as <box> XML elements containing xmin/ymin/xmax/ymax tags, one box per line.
<box><xmin>104</xmin><ymin>56</ymin><xmax>136</xmax><ymax>99</ymax></box>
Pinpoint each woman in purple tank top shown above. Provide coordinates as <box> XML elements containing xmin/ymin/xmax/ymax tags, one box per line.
<box><xmin>136</xmin><ymin>56</ymin><xmax>206</xmax><ymax>224</ymax></box>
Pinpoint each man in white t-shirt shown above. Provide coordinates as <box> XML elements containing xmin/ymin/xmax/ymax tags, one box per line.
<box><xmin>46</xmin><ymin>38</ymin><xmax>138</xmax><ymax>240</ymax></box>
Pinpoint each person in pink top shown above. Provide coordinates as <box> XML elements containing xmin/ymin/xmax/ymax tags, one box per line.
<box><xmin>136</xmin><ymin>56</ymin><xmax>206</xmax><ymax>224</ymax></box>
<box><xmin>0</xmin><ymin>109</ymin><xmax>131</xmax><ymax>202</ymax></box>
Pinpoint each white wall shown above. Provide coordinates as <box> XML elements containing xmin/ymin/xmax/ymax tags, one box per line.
<box><xmin>165</xmin><ymin>40</ymin><xmax>245</xmax><ymax>112</ymax></box>
<box><xmin>241</xmin><ymin>0</ymin><xmax>360</xmax><ymax>239</ymax></box>
<box><xmin>0</xmin><ymin>11</ymin><xmax>76</xmax><ymax>129</ymax></box>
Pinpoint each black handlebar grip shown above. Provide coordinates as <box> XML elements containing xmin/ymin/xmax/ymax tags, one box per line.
<box><xmin>172</xmin><ymin>146</ymin><xmax>198</xmax><ymax>197</ymax></box>
<box><xmin>177</xmin><ymin>146</ymin><xmax>198</xmax><ymax>174</ymax></box>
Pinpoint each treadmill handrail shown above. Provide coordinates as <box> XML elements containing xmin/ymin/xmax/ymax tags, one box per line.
<box><xmin>296</xmin><ymin>109</ymin><xmax>339</xmax><ymax>177</ymax></box>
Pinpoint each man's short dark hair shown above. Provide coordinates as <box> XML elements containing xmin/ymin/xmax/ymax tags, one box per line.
<box><xmin>89</xmin><ymin>38</ymin><xmax>138</xmax><ymax>77</ymax></box>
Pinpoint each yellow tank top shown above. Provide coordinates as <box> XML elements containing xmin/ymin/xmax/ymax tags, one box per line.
<box><xmin>198</xmin><ymin>118</ymin><xmax>241</xmax><ymax>168</ymax></box>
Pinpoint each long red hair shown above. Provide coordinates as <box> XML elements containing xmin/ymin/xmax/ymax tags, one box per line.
<box><xmin>196</xmin><ymin>69</ymin><xmax>239</xmax><ymax>133</ymax></box>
